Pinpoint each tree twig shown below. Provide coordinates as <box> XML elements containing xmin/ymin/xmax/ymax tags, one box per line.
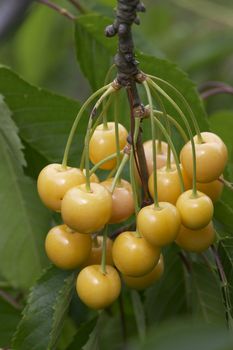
<box><xmin>211</xmin><ymin>245</ymin><xmax>233</xmax><ymax>328</ymax></box>
<box><xmin>219</xmin><ymin>177</ymin><xmax>233</xmax><ymax>191</ymax></box>
<box><xmin>199</xmin><ymin>81</ymin><xmax>229</xmax><ymax>92</ymax></box>
<box><xmin>0</xmin><ymin>289</ymin><xmax>23</xmax><ymax>310</ymax></box>
<box><xmin>37</xmin><ymin>0</ymin><xmax>76</xmax><ymax>20</ymax></box>
<box><xmin>198</xmin><ymin>81</ymin><xmax>233</xmax><ymax>99</ymax></box>
<box><xmin>68</xmin><ymin>0</ymin><xmax>86</xmax><ymax>14</ymax></box>
<box><xmin>105</xmin><ymin>1</ymin><xmax>151</xmax><ymax>205</ymax></box>
<box><xmin>201</xmin><ymin>87</ymin><xmax>233</xmax><ymax>100</ymax></box>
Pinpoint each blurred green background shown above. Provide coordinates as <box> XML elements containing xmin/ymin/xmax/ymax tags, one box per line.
<box><xmin>0</xmin><ymin>0</ymin><xmax>233</xmax><ymax>112</ymax></box>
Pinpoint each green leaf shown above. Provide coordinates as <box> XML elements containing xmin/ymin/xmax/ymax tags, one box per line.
<box><xmin>130</xmin><ymin>291</ymin><xmax>146</xmax><ymax>342</ymax></box>
<box><xmin>0</xmin><ymin>66</ymin><xmax>85</xmax><ymax>165</ymax></box>
<box><xmin>0</xmin><ymin>296</ymin><xmax>21</xmax><ymax>348</ymax></box>
<box><xmin>12</xmin><ymin>266</ymin><xmax>75</xmax><ymax>350</ymax></box>
<box><xmin>215</xmin><ymin>199</ymin><xmax>233</xmax><ymax>232</ymax></box>
<box><xmin>144</xmin><ymin>245</ymin><xmax>188</xmax><ymax>325</ymax></box>
<box><xmin>67</xmin><ymin>317</ymin><xmax>98</xmax><ymax>350</ymax></box>
<box><xmin>209</xmin><ymin>110</ymin><xmax>233</xmax><ymax>180</ymax></box>
<box><xmin>129</xmin><ymin>318</ymin><xmax>233</xmax><ymax>350</ymax></box>
<box><xmin>57</xmin><ymin>317</ymin><xmax>77</xmax><ymax>350</ymax></box>
<box><xmin>75</xmin><ymin>14</ymin><xmax>116</xmax><ymax>91</ymax></box>
<box><xmin>75</xmin><ymin>14</ymin><xmax>209</xmax><ymax>143</ymax></box>
<box><xmin>0</xmin><ymin>94</ymin><xmax>26</xmax><ymax>167</ymax></box>
<box><xmin>0</xmin><ymin>97</ymin><xmax>50</xmax><ymax>289</ymax></box>
<box><xmin>218</xmin><ymin>234</ymin><xmax>233</xmax><ymax>316</ymax></box>
<box><xmin>138</xmin><ymin>52</ymin><xmax>209</xmax><ymax>132</ymax></box>
<box><xmin>188</xmin><ymin>261</ymin><xmax>226</xmax><ymax>324</ymax></box>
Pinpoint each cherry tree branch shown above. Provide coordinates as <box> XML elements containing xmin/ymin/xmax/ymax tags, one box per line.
<box><xmin>0</xmin><ymin>289</ymin><xmax>23</xmax><ymax>310</ymax></box>
<box><xmin>199</xmin><ymin>81</ymin><xmax>233</xmax><ymax>99</ymax></box>
<box><xmin>68</xmin><ymin>0</ymin><xmax>86</xmax><ymax>14</ymax></box>
<box><xmin>105</xmin><ymin>1</ymin><xmax>150</xmax><ymax>204</ymax></box>
<box><xmin>37</xmin><ymin>0</ymin><xmax>76</xmax><ymax>21</ymax></box>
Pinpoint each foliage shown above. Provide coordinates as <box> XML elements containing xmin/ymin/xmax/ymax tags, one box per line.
<box><xmin>0</xmin><ymin>0</ymin><xmax>232</xmax><ymax>349</ymax></box>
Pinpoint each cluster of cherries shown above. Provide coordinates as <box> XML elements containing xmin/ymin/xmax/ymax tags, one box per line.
<box><xmin>37</xmin><ymin>76</ymin><xmax>228</xmax><ymax>310</ymax></box>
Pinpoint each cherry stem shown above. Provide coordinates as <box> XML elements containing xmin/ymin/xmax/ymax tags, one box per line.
<box><xmin>143</xmin><ymin>80</ymin><xmax>160</xmax><ymax>209</ymax></box>
<box><xmin>85</xmin><ymin>117</ymin><xmax>93</xmax><ymax>192</ymax></box>
<box><xmin>130</xmin><ymin>151</ymin><xmax>140</xmax><ymax>216</ymax></box>
<box><xmin>80</xmin><ymin>94</ymin><xmax>113</xmax><ymax>170</ymax></box>
<box><xmin>37</xmin><ymin>0</ymin><xmax>76</xmax><ymax>20</ymax></box>
<box><xmin>106</xmin><ymin>167</ymin><xmax>117</xmax><ymax>180</ymax></box>
<box><xmin>114</xmin><ymin>92</ymin><xmax>122</xmax><ymax>175</ymax></box>
<box><xmin>148</xmin><ymin>75</ymin><xmax>203</xmax><ymax>143</ymax></box>
<box><xmin>89</xmin><ymin>151</ymin><xmax>123</xmax><ymax>176</ymax></box>
<box><xmin>62</xmin><ymin>84</ymin><xmax>111</xmax><ymax>169</ymax></box>
<box><xmin>110</xmin><ymin>153</ymin><xmax>129</xmax><ymax>194</ymax></box>
<box><xmin>130</xmin><ymin>117</ymin><xmax>141</xmax><ymax>215</ymax></box>
<box><xmin>149</xmin><ymin>87</ymin><xmax>172</xmax><ymax>170</ymax></box>
<box><xmin>84</xmin><ymin>117</ymin><xmax>93</xmax><ymax>192</ymax></box>
<box><xmin>83</xmin><ymin>87</ymin><xmax>115</xmax><ymax>192</ymax></box>
<box><xmin>91</xmin><ymin>86</ymin><xmax>116</xmax><ymax>118</ymax></box>
<box><xmin>147</xmin><ymin>78</ymin><xmax>197</xmax><ymax>197</ymax></box>
<box><xmin>101</xmin><ymin>225</ymin><xmax>108</xmax><ymax>274</ymax></box>
<box><xmin>153</xmin><ymin>110</ymin><xmax>189</xmax><ymax>143</ymax></box>
<box><xmin>104</xmin><ymin>64</ymin><xmax>116</xmax><ymax>86</ymax></box>
<box><xmin>153</xmin><ymin>115</ymin><xmax>185</xmax><ymax>192</ymax></box>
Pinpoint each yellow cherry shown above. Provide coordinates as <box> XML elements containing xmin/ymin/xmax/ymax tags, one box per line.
<box><xmin>45</xmin><ymin>224</ymin><xmax>92</xmax><ymax>269</ymax></box>
<box><xmin>112</xmin><ymin>231</ymin><xmax>160</xmax><ymax>277</ymax></box>
<box><xmin>76</xmin><ymin>265</ymin><xmax>121</xmax><ymax>309</ymax></box>
<box><xmin>61</xmin><ymin>183</ymin><xmax>112</xmax><ymax>234</ymax></box>
<box><xmin>180</xmin><ymin>132</ymin><xmax>228</xmax><ymax>183</ymax></box>
<box><xmin>89</xmin><ymin>122</ymin><xmax>128</xmax><ymax>170</ymax></box>
<box><xmin>176</xmin><ymin>190</ymin><xmax>214</xmax><ymax>230</ymax></box>
<box><xmin>37</xmin><ymin>164</ymin><xmax>86</xmax><ymax>212</ymax></box>
<box><xmin>176</xmin><ymin>222</ymin><xmax>215</xmax><ymax>252</ymax></box>
<box><xmin>122</xmin><ymin>254</ymin><xmax>164</xmax><ymax>290</ymax></box>
<box><xmin>137</xmin><ymin>202</ymin><xmax>181</xmax><ymax>246</ymax></box>
<box><xmin>101</xmin><ymin>178</ymin><xmax>134</xmax><ymax>224</ymax></box>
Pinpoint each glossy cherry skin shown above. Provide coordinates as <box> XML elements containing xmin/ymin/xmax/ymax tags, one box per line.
<box><xmin>76</xmin><ymin>265</ymin><xmax>121</xmax><ymax>309</ymax></box>
<box><xmin>83</xmin><ymin>236</ymin><xmax>114</xmax><ymax>266</ymax></box>
<box><xmin>45</xmin><ymin>225</ymin><xmax>92</xmax><ymax>269</ymax></box>
<box><xmin>148</xmin><ymin>164</ymin><xmax>190</xmax><ymax>205</ymax></box>
<box><xmin>61</xmin><ymin>183</ymin><xmax>112</xmax><ymax>234</ymax></box>
<box><xmin>196</xmin><ymin>179</ymin><xmax>223</xmax><ymax>203</ymax></box>
<box><xmin>180</xmin><ymin>132</ymin><xmax>228</xmax><ymax>183</ymax></box>
<box><xmin>122</xmin><ymin>254</ymin><xmax>164</xmax><ymax>290</ymax></box>
<box><xmin>112</xmin><ymin>231</ymin><xmax>160</xmax><ymax>277</ymax></box>
<box><xmin>176</xmin><ymin>190</ymin><xmax>214</xmax><ymax>230</ymax></box>
<box><xmin>82</xmin><ymin>169</ymin><xmax>99</xmax><ymax>183</ymax></box>
<box><xmin>89</xmin><ymin>122</ymin><xmax>128</xmax><ymax>170</ymax></box>
<box><xmin>176</xmin><ymin>222</ymin><xmax>215</xmax><ymax>253</ymax></box>
<box><xmin>137</xmin><ymin>202</ymin><xmax>181</xmax><ymax>246</ymax></box>
<box><xmin>101</xmin><ymin>178</ymin><xmax>134</xmax><ymax>224</ymax></box>
<box><xmin>37</xmin><ymin>163</ymin><xmax>86</xmax><ymax>212</ymax></box>
<box><xmin>143</xmin><ymin>140</ymin><xmax>174</xmax><ymax>174</ymax></box>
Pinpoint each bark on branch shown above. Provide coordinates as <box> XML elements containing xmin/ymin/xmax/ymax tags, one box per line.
<box><xmin>105</xmin><ymin>1</ymin><xmax>151</xmax><ymax>203</ymax></box>
<box><xmin>105</xmin><ymin>0</ymin><xmax>145</xmax><ymax>87</ymax></box>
